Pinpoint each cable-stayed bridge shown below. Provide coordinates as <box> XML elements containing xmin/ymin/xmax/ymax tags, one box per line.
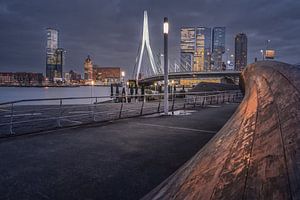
<box><xmin>132</xmin><ymin>10</ymin><xmax>241</xmax><ymax>85</ymax></box>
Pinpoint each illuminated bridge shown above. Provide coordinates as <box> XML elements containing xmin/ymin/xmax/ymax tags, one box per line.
<box><xmin>133</xmin><ymin>11</ymin><xmax>241</xmax><ymax>86</ymax></box>
<box><xmin>138</xmin><ymin>71</ymin><xmax>241</xmax><ymax>85</ymax></box>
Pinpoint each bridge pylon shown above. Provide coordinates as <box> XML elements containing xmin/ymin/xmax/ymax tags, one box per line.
<box><xmin>135</xmin><ymin>11</ymin><xmax>159</xmax><ymax>82</ymax></box>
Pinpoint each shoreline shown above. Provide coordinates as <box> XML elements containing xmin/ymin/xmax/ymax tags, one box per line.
<box><xmin>0</xmin><ymin>85</ymin><xmax>111</xmax><ymax>88</ymax></box>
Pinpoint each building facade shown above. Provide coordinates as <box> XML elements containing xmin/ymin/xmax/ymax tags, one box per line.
<box><xmin>46</xmin><ymin>28</ymin><xmax>65</xmax><ymax>81</ymax></box>
<box><xmin>84</xmin><ymin>56</ymin><xmax>93</xmax><ymax>81</ymax></box>
<box><xmin>180</xmin><ymin>27</ymin><xmax>211</xmax><ymax>72</ymax></box>
<box><xmin>54</xmin><ymin>48</ymin><xmax>65</xmax><ymax>80</ymax></box>
<box><xmin>69</xmin><ymin>70</ymin><xmax>82</xmax><ymax>82</ymax></box>
<box><xmin>93</xmin><ymin>65</ymin><xmax>121</xmax><ymax>85</ymax></box>
<box><xmin>234</xmin><ymin>33</ymin><xmax>248</xmax><ymax>71</ymax></box>
<box><xmin>180</xmin><ymin>28</ymin><xmax>195</xmax><ymax>71</ymax></box>
<box><xmin>194</xmin><ymin>27</ymin><xmax>211</xmax><ymax>71</ymax></box>
<box><xmin>212</xmin><ymin>27</ymin><xmax>226</xmax><ymax>71</ymax></box>
<box><xmin>0</xmin><ymin>72</ymin><xmax>44</xmax><ymax>85</ymax></box>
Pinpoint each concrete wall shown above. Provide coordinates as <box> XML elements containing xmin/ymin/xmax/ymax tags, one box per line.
<box><xmin>143</xmin><ymin>61</ymin><xmax>300</xmax><ymax>200</ymax></box>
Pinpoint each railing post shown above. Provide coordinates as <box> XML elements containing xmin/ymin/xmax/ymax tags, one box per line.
<box><xmin>193</xmin><ymin>96</ymin><xmax>196</xmax><ymax>108</ymax></box>
<box><xmin>140</xmin><ymin>100</ymin><xmax>144</xmax><ymax>116</ymax></box>
<box><xmin>157</xmin><ymin>96</ymin><xmax>161</xmax><ymax>113</ymax></box>
<box><xmin>201</xmin><ymin>96</ymin><xmax>205</xmax><ymax>107</ymax></box>
<box><xmin>92</xmin><ymin>98</ymin><xmax>96</xmax><ymax>121</ymax></box>
<box><xmin>9</xmin><ymin>103</ymin><xmax>14</xmax><ymax>134</ymax></box>
<box><xmin>57</xmin><ymin>99</ymin><xmax>62</xmax><ymax>127</ymax></box>
<box><xmin>119</xmin><ymin>102</ymin><xmax>123</xmax><ymax>119</ymax></box>
<box><xmin>171</xmin><ymin>94</ymin><xmax>175</xmax><ymax>115</ymax></box>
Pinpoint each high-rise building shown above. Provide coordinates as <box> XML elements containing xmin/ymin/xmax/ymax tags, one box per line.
<box><xmin>234</xmin><ymin>33</ymin><xmax>247</xmax><ymax>71</ymax></box>
<box><xmin>84</xmin><ymin>56</ymin><xmax>93</xmax><ymax>81</ymax></box>
<box><xmin>180</xmin><ymin>28</ymin><xmax>195</xmax><ymax>71</ymax></box>
<box><xmin>212</xmin><ymin>27</ymin><xmax>225</xmax><ymax>71</ymax></box>
<box><xmin>46</xmin><ymin>28</ymin><xmax>65</xmax><ymax>81</ymax></box>
<box><xmin>54</xmin><ymin>48</ymin><xmax>66</xmax><ymax>79</ymax></box>
<box><xmin>180</xmin><ymin>27</ymin><xmax>211</xmax><ymax>71</ymax></box>
<box><xmin>194</xmin><ymin>27</ymin><xmax>211</xmax><ymax>71</ymax></box>
<box><xmin>46</xmin><ymin>28</ymin><xmax>58</xmax><ymax>81</ymax></box>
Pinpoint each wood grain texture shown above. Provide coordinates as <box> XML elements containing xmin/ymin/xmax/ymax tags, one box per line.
<box><xmin>142</xmin><ymin>61</ymin><xmax>300</xmax><ymax>200</ymax></box>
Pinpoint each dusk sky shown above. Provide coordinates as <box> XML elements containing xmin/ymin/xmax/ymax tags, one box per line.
<box><xmin>0</xmin><ymin>0</ymin><xmax>299</xmax><ymax>77</ymax></box>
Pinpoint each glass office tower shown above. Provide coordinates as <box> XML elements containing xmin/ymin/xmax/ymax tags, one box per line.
<box><xmin>212</xmin><ymin>27</ymin><xmax>225</xmax><ymax>71</ymax></box>
<box><xmin>234</xmin><ymin>33</ymin><xmax>247</xmax><ymax>71</ymax></box>
<box><xmin>46</xmin><ymin>28</ymin><xmax>65</xmax><ymax>82</ymax></box>
<box><xmin>180</xmin><ymin>28</ymin><xmax>195</xmax><ymax>71</ymax></box>
<box><xmin>180</xmin><ymin>27</ymin><xmax>211</xmax><ymax>72</ymax></box>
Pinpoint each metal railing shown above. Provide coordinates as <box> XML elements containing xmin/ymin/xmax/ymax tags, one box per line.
<box><xmin>0</xmin><ymin>90</ymin><xmax>243</xmax><ymax>136</ymax></box>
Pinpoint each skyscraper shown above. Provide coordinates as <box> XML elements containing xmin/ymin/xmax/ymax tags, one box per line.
<box><xmin>180</xmin><ymin>28</ymin><xmax>195</xmax><ymax>71</ymax></box>
<box><xmin>54</xmin><ymin>48</ymin><xmax>66</xmax><ymax>79</ymax></box>
<box><xmin>46</xmin><ymin>28</ymin><xmax>58</xmax><ymax>81</ymax></box>
<box><xmin>46</xmin><ymin>28</ymin><xmax>65</xmax><ymax>81</ymax></box>
<box><xmin>212</xmin><ymin>27</ymin><xmax>225</xmax><ymax>71</ymax></box>
<box><xmin>180</xmin><ymin>27</ymin><xmax>211</xmax><ymax>71</ymax></box>
<box><xmin>234</xmin><ymin>33</ymin><xmax>247</xmax><ymax>71</ymax></box>
<box><xmin>194</xmin><ymin>27</ymin><xmax>211</xmax><ymax>71</ymax></box>
<box><xmin>84</xmin><ymin>56</ymin><xmax>93</xmax><ymax>81</ymax></box>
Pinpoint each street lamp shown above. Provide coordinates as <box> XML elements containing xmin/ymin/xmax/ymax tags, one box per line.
<box><xmin>260</xmin><ymin>49</ymin><xmax>264</xmax><ymax>60</ymax></box>
<box><xmin>91</xmin><ymin>80</ymin><xmax>95</xmax><ymax>103</ymax></box>
<box><xmin>163</xmin><ymin>17</ymin><xmax>169</xmax><ymax>115</ymax></box>
<box><xmin>121</xmin><ymin>71</ymin><xmax>125</xmax><ymax>86</ymax></box>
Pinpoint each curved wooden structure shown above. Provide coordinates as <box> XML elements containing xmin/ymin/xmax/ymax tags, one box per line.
<box><xmin>143</xmin><ymin>61</ymin><xmax>300</xmax><ymax>200</ymax></box>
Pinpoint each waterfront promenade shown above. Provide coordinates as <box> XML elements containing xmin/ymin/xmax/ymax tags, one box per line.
<box><xmin>0</xmin><ymin>103</ymin><xmax>238</xmax><ymax>200</ymax></box>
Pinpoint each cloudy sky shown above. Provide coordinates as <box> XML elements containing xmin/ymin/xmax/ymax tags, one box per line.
<box><xmin>0</xmin><ymin>0</ymin><xmax>299</xmax><ymax>77</ymax></box>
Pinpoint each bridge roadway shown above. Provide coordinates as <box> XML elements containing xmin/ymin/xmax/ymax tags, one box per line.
<box><xmin>143</xmin><ymin>61</ymin><xmax>300</xmax><ymax>199</ymax></box>
<box><xmin>139</xmin><ymin>71</ymin><xmax>241</xmax><ymax>85</ymax></box>
<box><xmin>0</xmin><ymin>103</ymin><xmax>239</xmax><ymax>200</ymax></box>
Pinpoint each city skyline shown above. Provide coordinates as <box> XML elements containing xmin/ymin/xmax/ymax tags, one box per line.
<box><xmin>0</xmin><ymin>0</ymin><xmax>299</xmax><ymax>75</ymax></box>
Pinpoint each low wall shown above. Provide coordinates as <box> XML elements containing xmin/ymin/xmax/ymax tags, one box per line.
<box><xmin>143</xmin><ymin>61</ymin><xmax>300</xmax><ymax>200</ymax></box>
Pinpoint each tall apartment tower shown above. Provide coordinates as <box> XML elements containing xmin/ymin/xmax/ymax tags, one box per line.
<box><xmin>211</xmin><ymin>27</ymin><xmax>225</xmax><ymax>71</ymax></box>
<box><xmin>84</xmin><ymin>56</ymin><xmax>93</xmax><ymax>81</ymax></box>
<box><xmin>234</xmin><ymin>33</ymin><xmax>248</xmax><ymax>71</ymax></box>
<box><xmin>46</xmin><ymin>28</ymin><xmax>65</xmax><ymax>81</ymax></box>
<box><xmin>180</xmin><ymin>27</ymin><xmax>211</xmax><ymax>72</ymax></box>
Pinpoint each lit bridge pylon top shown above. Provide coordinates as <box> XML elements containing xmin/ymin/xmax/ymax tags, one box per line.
<box><xmin>135</xmin><ymin>11</ymin><xmax>162</xmax><ymax>82</ymax></box>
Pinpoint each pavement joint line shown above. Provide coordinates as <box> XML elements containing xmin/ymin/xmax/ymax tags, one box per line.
<box><xmin>206</xmin><ymin>105</ymin><xmax>221</xmax><ymax>108</ymax></box>
<box><xmin>134</xmin><ymin>122</ymin><xmax>217</xmax><ymax>134</ymax></box>
<box><xmin>61</xmin><ymin>118</ymin><xmax>82</xmax><ymax>124</ymax></box>
<box><xmin>68</xmin><ymin>111</ymin><xmax>92</xmax><ymax>114</ymax></box>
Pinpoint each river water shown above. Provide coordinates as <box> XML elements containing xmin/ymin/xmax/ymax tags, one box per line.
<box><xmin>0</xmin><ymin>86</ymin><xmax>111</xmax><ymax>104</ymax></box>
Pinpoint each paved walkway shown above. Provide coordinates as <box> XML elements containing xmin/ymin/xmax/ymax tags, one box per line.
<box><xmin>0</xmin><ymin>103</ymin><xmax>238</xmax><ymax>200</ymax></box>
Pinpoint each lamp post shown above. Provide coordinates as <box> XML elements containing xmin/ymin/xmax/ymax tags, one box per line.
<box><xmin>121</xmin><ymin>71</ymin><xmax>125</xmax><ymax>86</ymax></box>
<box><xmin>163</xmin><ymin>17</ymin><xmax>169</xmax><ymax>115</ymax></box>
<box><xmin>260</xmin><ymin>49</ymin><xmax>264</xmax><ymax>60</ymax></box>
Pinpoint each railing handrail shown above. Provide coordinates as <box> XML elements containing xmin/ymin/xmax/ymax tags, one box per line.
<box><xmin>0</xmin><ymin>90</ymin><xmax>244</xmax><ymax>136</ymax></box>
<box><xmin>0</xmin><ymin>90</ymin><xmax>241</xmax><ymax>106</ymax></box>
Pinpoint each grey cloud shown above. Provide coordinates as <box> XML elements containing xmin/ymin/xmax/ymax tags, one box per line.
<box><xmin>0</xmin><ymin>0</ymin><xmax>299</xmax><ymax>75</ymax></box>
